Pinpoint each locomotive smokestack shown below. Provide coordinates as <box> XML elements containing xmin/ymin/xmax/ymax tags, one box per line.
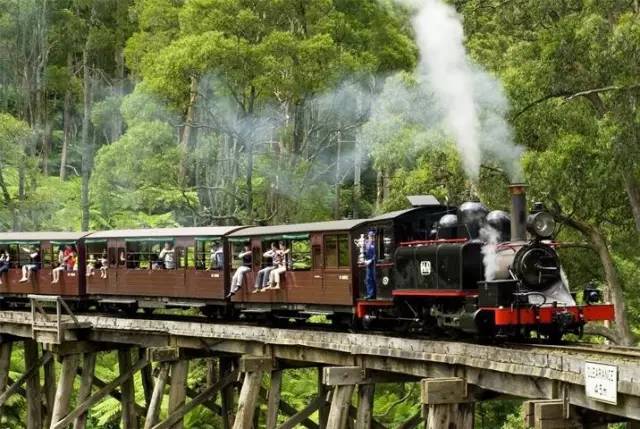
<box><xmin>509</xmin><ymin>183</ymin><xmax>528</xmax><ymax>241</ymax></box>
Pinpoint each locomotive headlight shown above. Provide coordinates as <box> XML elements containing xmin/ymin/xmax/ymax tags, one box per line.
<box><xmin>527</xmin><ymin>211</ymin><xmax>556</xmax><ymax>238</ymax></box>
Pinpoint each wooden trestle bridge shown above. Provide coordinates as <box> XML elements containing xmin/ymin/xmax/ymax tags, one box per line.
<box><xmin>0</xmin><ymin>297</ymin><xmax>639</xmax><ymax>429</ymax></box>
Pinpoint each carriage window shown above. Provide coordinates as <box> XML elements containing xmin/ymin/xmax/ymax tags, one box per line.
<box><xmin>9</xmin><ymin>243</ymin><xmax>41</xmax><ymax>268</ymax></box>
<box><xmin>186</xmin><ymin>246</ymin><xmax>195</xmax><ymax>268</ymax></box>
<box><xmin>324</xmin><ymin>235</ymin><xmax>338</xmax><ymax>268</ymax></box>
<box><xmin>125</xmin><ymin>240</ymin><xmax>174</xmax><ymax>270</ymax></box>
<box><xmin>43</xmin><ymin>244</ymin><xmax>53</xmax><ymax>267</ymax></box>
<box><xmin>324</xmin><ymin>234</ymin><xmax>350</xmax><ymax>268</ymax></box>
<box><xmin>117</xmin><ymin>247</ymin><xmax>125</xmax><ymax>266</ymax></box>
<box><xmin>85</xmin><ymin>241</ymin><xmax>107</xmax><ymax>268</ymax></box>
<box><xmin>291</xmin><ymin>239</ymin><xmax>311</xmax><ymax>270</ymax></box>
<box><xmin>231</xmin><ymin>242</ymin><xmax>250</xmax><ymax>269</ymax></box>
<box><xmin>338</xmin><ymin>235</ymin><xmax>350</xmax><ymax>267</ymax></box>
<box><xmin>194</xmin><ymin>239</ymin><xmax>223</xmax><ymax>270</ymax></box>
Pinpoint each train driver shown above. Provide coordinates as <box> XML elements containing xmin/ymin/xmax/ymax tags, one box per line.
<box><xmin>226</xmin><ymin>243</ymin><xmax>252</xmax><ymax>298</ymax></box>
<box><xmin>364</xmin><ymin>230</ymin><xmax>377</xmax><ymax>300</ymax></box>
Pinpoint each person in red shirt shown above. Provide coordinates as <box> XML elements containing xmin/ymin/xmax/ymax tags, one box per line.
<box><xmin>52</xmin><ymin>245</ymin><xmax>76</xmax><ymax>284</ymax></box>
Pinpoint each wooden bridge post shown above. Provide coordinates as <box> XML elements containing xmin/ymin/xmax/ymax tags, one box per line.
<box><xmin>265</xmin><ymin>368</ymin><xmax>282</xmax><ymax>429</ymax></box>
<box><xmin>318</xmin><ymin>367</ymin><xmax>329</xmax><ymax>429</ymax></box>
<box><xmin>43</xmin><ymin>357</ymin><xmax>57</xmax><ymax>429</ymax></box>
<box><xmin>355</xmin><ymin>384</ymin><xmax>375</xmax><ymax>429</ymax></box>
<box><xmin>119</xmin><ymin>348</ymin><xmax>139</xmax><ymax>429</ymax></box>
<box><xmin>220</xmin><ymin>356</ymin><xmax>237</xmax><ymax>429</ymax></box>
<box><xmin>323</xmin><ymin>367</ymin><xmax>362</xmax><ymax>429</ymax></box>
<box><xmin>24</xmin><ymin>339</ymin><xmax>42</xmax><ymax>429</ymax></box>
<box><xmin>74</xmin><ymin>352</ymin><xmax>97</xmax><ymax>429</ymax></box>
<box><xmin>139</xmin><ymin>348</ymin><xmax>154</xmax><ymax>411</ymax></box>
<box><xmin>0</xmin><ymin>341</ymin><xmax>12</xmax><ymax>410</ymax></box>
<box><xmin>50</xmin><ymin>353</ymin><xmax>80</xmax><ymax>427</ymax></box>
<box><xmin>233</xmin><ymin>356</ymin><xmax>272</xmax><ymax>429</ymax></box>
<box><xmin>421</xmin><ymin>377</ymin><xmax>474</xmax><ymax>429</ymax></box>
<box><xmin>168</xmin><ymin>359</ymin><xmax>189</xmax><ymax>429</ymax></box>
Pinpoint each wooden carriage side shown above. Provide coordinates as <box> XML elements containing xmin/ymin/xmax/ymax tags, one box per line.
<box><xmin>227</xmin><ymin>219</ymin><xmax>368</xmax><ymax>309</ymax></box>
<box><xmin>84</xmin><ymin>226</ymin><xmax>245</xmax><ymax>304</ymax></box>
<box><xmin>0</xmin><ymin>232</ymin><xmax>89</xmax><ymax>298</ymax></box>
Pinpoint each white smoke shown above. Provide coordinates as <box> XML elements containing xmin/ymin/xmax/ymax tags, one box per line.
<box><xmin>392</xmin><ymin>0</ymin><xmax>523</xmax><ymax>180</ymax></box>
<box><xmin>479</xmin><ymin>225</ymin><xmax>500</xmax><ymax>281</ymax></box>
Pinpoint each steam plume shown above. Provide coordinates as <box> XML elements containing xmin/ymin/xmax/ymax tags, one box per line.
<box><xmin>398</xmin><ymin>0</ymin><xmax>523</xmax><ymax>180</ymax></box>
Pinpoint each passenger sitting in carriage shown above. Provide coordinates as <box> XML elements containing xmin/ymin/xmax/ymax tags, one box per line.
<box><xmin>265</xmin><ymin>241</ymin><xmax>290</xmax><ymax>291</ymax></box>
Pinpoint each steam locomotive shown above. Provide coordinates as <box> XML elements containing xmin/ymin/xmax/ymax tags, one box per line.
<box><xmin>359</xmin><ymin>184</ymin><xmax>614</xmax><ymax>341</ymax></box>
<box><xmin>0</xmin><ymin>185</ymin><xmax>614</xmax><ymax>342</ymax></box>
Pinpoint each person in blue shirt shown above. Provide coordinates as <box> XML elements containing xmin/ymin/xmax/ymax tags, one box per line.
<box><xmin>364</xmin><ymin>230</ymin><xmax>377</xmax><ymax>299</ymax></box>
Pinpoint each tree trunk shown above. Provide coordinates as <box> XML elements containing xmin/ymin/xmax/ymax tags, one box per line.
<box><xmin>375</xmin><ymin>170</ymin><xmax>383</xmax><ymax>212</ymax></box>
<box><xmin>60</xmin><ymin>53</ymin><xmax>72</xmax><ymax>181</ymax></box>
<box><xmin>352</xmin><ymin>137</ymin><xmax>361</xmax><ymax>219</ymax></box>
<box><xmin>179</xmin><ymin>76</ymin><xmax>198</xmax><ymax>181</ymax></box>
<box><xmin>335</xmin><ymin>130</ymin><xmax>342</xmax><ymax>220</ymax></box>
<box><xmin>292</xmin><ymin>97</ymin><xmax>305</xmax><ymax>154</ymax></box>
<box><xmin>80</xmin><ymin>44</ymin><xmax>92</xmax><ymax>231</ymax></box>
<box><xmin>559</xmin><ymin>213</ymin><xmax>634</xmax><ymax>345</ymax></box>
<box><xmin>245</xmin><ymin>141</ymin><xmax>254</xmax><ymax>222</ymax></box>
<box><xmin>622</xmin><ymin>170</ymin><xmax>640</xmax><ymax>236</ymax></box>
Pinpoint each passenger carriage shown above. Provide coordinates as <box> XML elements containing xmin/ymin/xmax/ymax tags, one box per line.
<box><xmin>0</xmin><ymin>232</ymin><xmax>88</xmax><ymax>303</ymax></box>
<box><xmin>85</xmin><ymin>227</ymin><xmax>243</xmax><ymax>313</ymax></box>
<box><xmin>226</xmin><ymin>220</ymin><xmax>368</xmax><ymax>323</ymax></box>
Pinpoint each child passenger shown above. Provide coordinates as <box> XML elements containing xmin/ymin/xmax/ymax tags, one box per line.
<box><xmin>86</xmin><ymin>254</ymin><xmax>97</xmax><ymax>277</ymax></box>
<box><xmin>99</xmin><ymin>252</ymin><xmax>108</xmax><ymax>278</ymax></box>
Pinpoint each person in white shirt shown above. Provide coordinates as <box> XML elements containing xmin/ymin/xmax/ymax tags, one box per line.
<box><xmin>159</xmin><ymin>242</ymin><xmax>176</xmax><ymax>270</ymax></box>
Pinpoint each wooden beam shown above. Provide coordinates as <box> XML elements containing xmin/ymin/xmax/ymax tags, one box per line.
<box><xmin>43</xmin><ymin>357</ymin><xmax>57</xmax><ymax>429</ymax></box>
<box><xmin>233</xmin><ymin>371</ymin><xmax>263</xmax><ymax>429</ymax></box>
<box><xmin>239</xmin><ymin>356</ymin><xmax>273</xmax><ymax>373</ymax></box>
<box><xmin>266</xmin><ymin>370</ymin><xmax>282</xmax><ymax>429</ymax></box>
<box><xmin>278</xmin><ymin>395</ymin><xmax>324</xmax><ymax>429</ymax></box>
<box><xmin>323</xmin><ymin>367</ymin><xmax>365</xmax><ymax>386</ymax></box>
<box><xmin>75</xmin><ymin>366</ymin><xmax>146</xmax><ymax>416</ymax></box>
<box><xmin>318</xmin><ymin>367</ymin><xmax>328</xmax><ymax>429</ymax></box>
<box><xmin>140</xmin><ymin>348</ymin><xmax>154</xmax><ymax>410</ymax></box>
<box><xmin>51</xmin><ymin>356</ymin><xmax>149</xmax><ymax>429</ymax></box>
<box><xmin>220</xmin><ymin>357</ymin><xmax>236</xmax><ymax>429</ymax></box>
<box><xmin>24</xmin><ymin>339</ymin><xmax>42</xmax><ymax>429</ymax></box>
<box><xmin>0</xmin><ymin>341</ymin><xmax>12</xmax><ymax>413</ymax></box>
<box><xmin>327</xmin><ymin>385</ymin><xmax>355</xmax><ymax>429</ymax></box>
<box><xmin>425</xmin><ymin>403</ymin><xmax>474</xmax><ymax>429</ymax></box>
<box><xmin>396</xmin><ymin>411</ymin><xmax>421</xmax><ymax>429</ymax></box>
<box><xmin>50</xmin><ymin>353</ymin><xmax>80</xmax><ymax>427</ymax></box>
<box><xmin>0</xmin><ymin>348</ymin><xmax>51</xmax><ymax>408</ymax></box>
<box><xmin>119</xmin><ymin>349</ymin><xmax>139</xmax><ymax>429</ymax></box>
<box><xmin>347</xmin><ymin>406</ymin><xmax>387</xmax><ymax>429</ymax></box>
<box><xmin>152</xmin><ymin>369</ymin><xmax>238</xmax><ymax>429</ymax></box>
<box><xmin>355</xmin><ymin>384</ymin><xmax>375</xmax><ymax>429</ymax></box>
<box><xmin>258</xmin><ymin>386</ymin><xmax>319</xmax><ymax>429</ymax></box>
<box><xmin>73</xmin><ymin>352</ymin><xmax>97</xmax><ymax>429</ymax></box>
<box><xmin>523</xmin><ymin>400</ymin><xmax>584</xmax><ymax>429</ymax></box>
<box><xmin>144</xmin><ymin>363</ymin><xmax>169</xmax><ymax>429</ymax></box>
<box><xmin>421</xmin><ymin>378</ymin><xmax>467</xmax><ymax>404</ymax></box>
<box><xmin>168</xmin><ymin>359</ymin><xmax>189</xmax><ymax>429</ymax></box>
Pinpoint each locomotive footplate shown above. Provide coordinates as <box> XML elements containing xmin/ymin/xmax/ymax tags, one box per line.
<box><xmin>488</xmin><ymin>303</ymin><xmax>615</xmax><ymax>326</ymax></box>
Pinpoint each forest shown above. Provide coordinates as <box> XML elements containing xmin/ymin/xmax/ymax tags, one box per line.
<box><xmin>0</xmin><ymin>0</ymin><xmax>639</xmax><ymax>427</ymax></box>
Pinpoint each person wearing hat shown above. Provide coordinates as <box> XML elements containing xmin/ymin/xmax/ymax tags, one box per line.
<box><xmin>364</xmin><ymin>230</ymin><xmax>377</xmax><ymax>299</ymax></box>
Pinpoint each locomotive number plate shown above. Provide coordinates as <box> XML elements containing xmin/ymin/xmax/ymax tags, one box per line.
<box><xmin>420</xmin><ymin>261</ymin><xmax>431</xmax><ymax>276</ymax></box>
<box><xmin>585</xmin><ymin>361</ymin><xmax>617</xmax><ymax>405</ymax></box>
